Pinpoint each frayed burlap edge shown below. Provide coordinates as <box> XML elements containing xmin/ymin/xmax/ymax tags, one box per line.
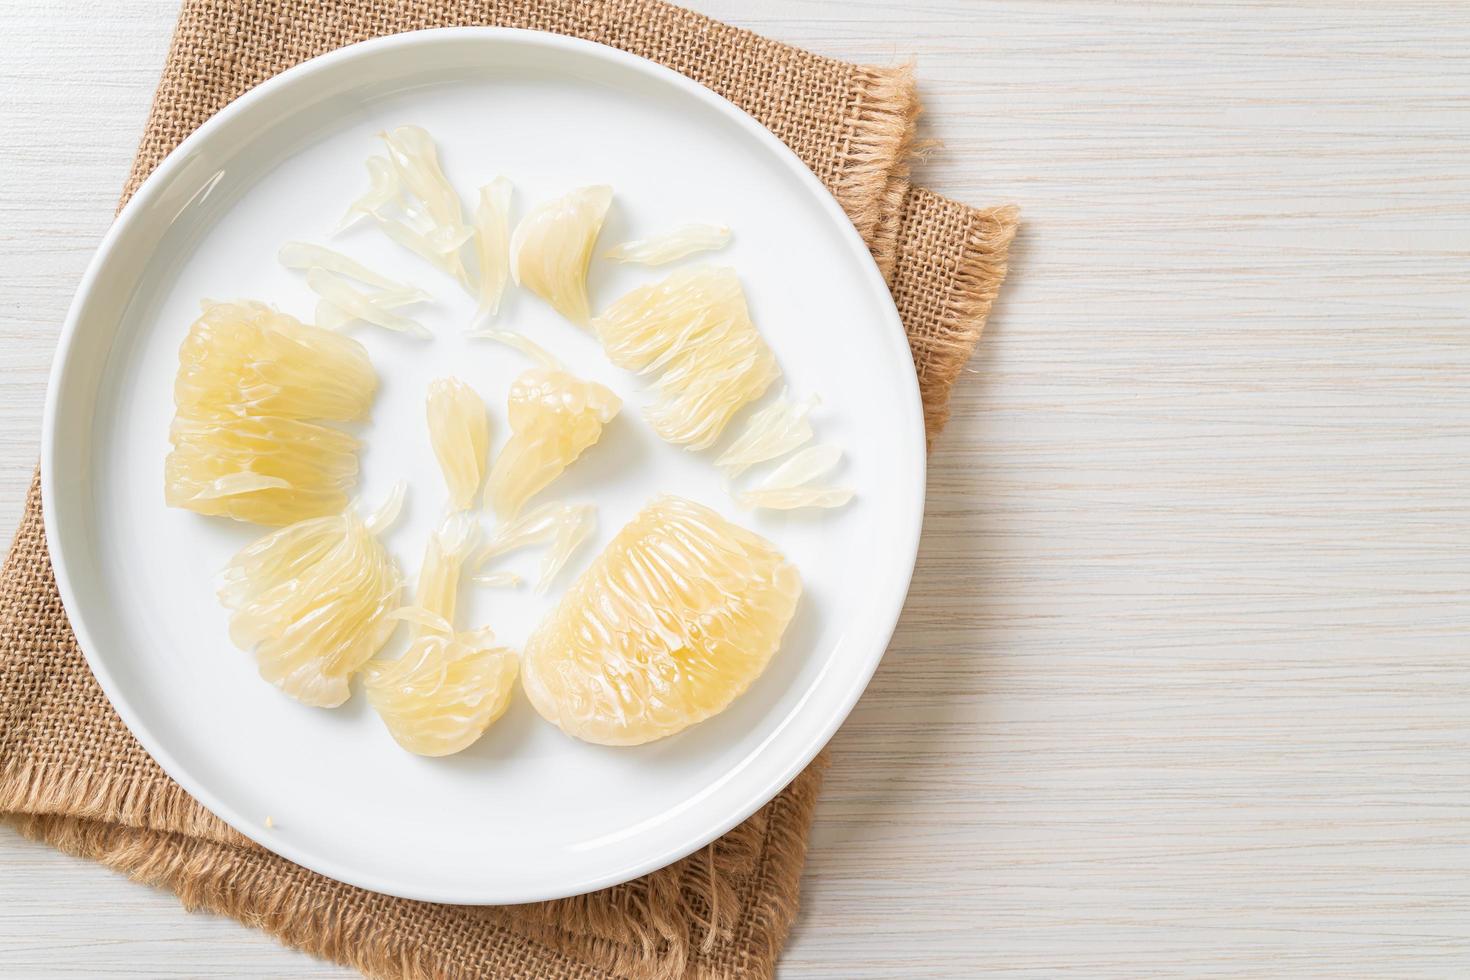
<box><xmin>897</xmin><ymin>198</ymin><xmax>1020</xmax><ymax>443</ymax></box>
<box><xmin>928</xmin><ymin>205</ymin><xmax>1019</xmax><ymax>440</ymax></box>
<box><xmin>2</xmin><ymin>755</ymin><xmax>829</xmax><ymax>980</ymax></box>
<box><xmin>837</xmin><ymin>64</ymin><xmax>919</xmax><ymax>280</ymax></box>
<box><xmin>0</xmin><ymin>757</ymin><xmax>244</xmax><ymax>847</ymax></box>
<box><xmin>506</xmin><ymin>755</ymin><xmax>828</xmax><ymax>980</ymax></box>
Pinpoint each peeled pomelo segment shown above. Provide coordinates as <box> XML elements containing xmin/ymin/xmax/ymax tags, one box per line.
<box><xmin>425</xmin><ymin>377</ymin><xmax>489</xmax><ymax>511</ymax></box>
<box><xmin>499</xmin><ymin>365</ymin><xmax>620</xmax><ymax>435</ymax></box>
<box><xmin>465</xmin><ymin>328</ymin><xmax>560</xmax><ymax>370</ymax></box>
<box><xmin>510</xmin><ymin>185</ymin><xmax>611</xmax><ymax>324</ymax></box>
<box><xmin>715</xmin><ymin>392</ymin><xmax>818</xmax><ymax>480</ymax></box>
<box><xmin>380</xmin><ymin>126</ymin><xmax>464</xmax><ymax>233</ymax></box>
<box><xmin>364</xmin><ymin>614</ymin><xmax>519</xmax><ymax>757</ymax></box>
<box><xmin>218</xmin><ymin>488</ymin><xmax>404</xmax><ymax>707</ymax></box>
<box><xmin>173</xmin><ymin>301</ymin><xmax>376</xmax><ymax>422</ymax></box>
<box><xmin>165</xmin><ymin>415</ymin><xmax>360</xmax><ymax>525</ymax></box>
<box><xmin>604</xmin><ymin>223</ymin><xmax>730</xmax><ymax>265</ymax></box>
<box><xmin>315</xmin><ymin>288</ymin><xmax>423</xmax><ymax>331</ymax></box>
<box><xmin>737</xmin><ymin>443</ymin><xmax>854</xmax><ymax>511</ymax></box>
<box><xmin>485</xmin><ymin>368</ymin><xmax>620</xmax><ymax>518</ymax></box>
<box><xmin>346</xmin><ymin>127</ymin><xmax>472</xmax><ymax>288</ymax></box>
<box><xmin>534</xmin><ymin>510</ymin><xmax>596</xmax><ymax>594</ymax></box>
<box><xmin>591</xmin><ymin>266</ymin><xmax>779</xmax><ymax>449</ymax></box>
<box><xmin>413</xmin><ymin>513</ymin><xmax>479</xmax><ymax>628</ymax></box>
<box><xmin>484</xmin><ymin>410</ymin><xmax>601</xmax><ymax>519</ymax></box>
<box><xmin>473</xmin><ymin>178</ymin><xmax>513</xmax><ymax>321</ymax></box>
<box><xmin>474</xmin><ymin>501</ymin><xmax>596</xmax><ymax>593</ymax></box>
<box><xmin>371</xmin><ymin>214</ymin><xmax>474</xmax><ymax>286</ymax></box>
<box><xmin>337</xmin><ymin>155</ymin><xmax>399</xmax><ymax>231</ymax></box>
<box><xmin>307</xmin><ymin>269</ymin><xmax>431</xmax><ymax>339</ymax></box>
<box><xmin>758</xmin><ymin>443</ymin><xmax>842</xmax><ymax>487</ymax></box>
<box><xmin>278</xmin><ymin>242</ymin><xmax>426</xmax><ymax>296</ymax></box>
<box><xmin>521</xmin><ymin>495</ymin><xmax>801</xmax><ymax>746</ymax></box>
<box><xmin>644</xmin><ymin>348</ymin><xmax>779</xmax><ymax>450</ymax></box>
<box><xmin>738</xmin><ymin>486</ymin><xmax>855</xmax><ymax>510</ymax></box>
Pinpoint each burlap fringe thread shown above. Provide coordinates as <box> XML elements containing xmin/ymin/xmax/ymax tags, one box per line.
<box><xmin>5</xmin><ymin>760</ymin><xmax>827</xmax><ymax>980</ymax></box>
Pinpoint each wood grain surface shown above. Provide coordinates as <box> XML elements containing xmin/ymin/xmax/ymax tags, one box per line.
<box><xmin>2</xmin><ymin>1</ymin><xmax>1468</xmax><ymax>976</ymax></box>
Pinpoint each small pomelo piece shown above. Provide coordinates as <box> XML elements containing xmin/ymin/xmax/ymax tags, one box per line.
<box><xmin>510</xmin><ymin>185</ymin><xmax>611</xmax><ymax>323</ymax></box>
<box><xmin>484</xmin><ymin>368</ymin><xmax>620</xmax><ymax>518</ymax></box>
<box><xmin>473</xmin><ymin>178</ymin><xmax>513</xmax><ymax>321</ymax></box>
<box><xmin>591</xmin><ymin>266</ymin><xmax>778</xmax><ymax>449</ymax></box>
<box><xmin>165</xmin><ymin>414</ymin><xmax>360</xmax><ymax>525</ymax></box>
<box><xmin>173</xmin><ymin>300</ymin><xmax>376</xmax><ymax>421</ymax></box>
<box><xmin>426</xmin><ymin>378</ymin><xmax>489</xmax><ymax>512</ymax></box>
<box><xmin>364</xmin><ymin>615</ymin><xmax>519</xmax><ymax>757</ymax></box>
<box><xmin>218</xmin><ymin>487</ymin><xmax>404</xmax><ymax>707</ymax></box>
<box><xmin>364</xmin><ymin>517</ymin><xmax>517</xmax><ymax>756</ymax></box>
<box><xmin>604</xmin><ymin>223</ymin><xmax>730</xmax><ymax>266</ymax></box>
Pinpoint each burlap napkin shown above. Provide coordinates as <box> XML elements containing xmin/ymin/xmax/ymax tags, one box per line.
<box><xmin>0</xmin><ymin>1</ymin><xmax>1016</xmax><ymax>977</ymax></box>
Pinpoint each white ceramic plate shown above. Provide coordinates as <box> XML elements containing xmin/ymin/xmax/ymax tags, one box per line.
<box><xmin>42</xmin><ymin>28</ymin><xmax>925</xmax><ymax>904</ymax></box>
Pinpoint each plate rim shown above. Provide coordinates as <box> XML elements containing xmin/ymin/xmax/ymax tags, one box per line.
<box><xmin>40</xmin><ymin>25</ymin><xmax>928</xmax><ymax>904</ymax></box>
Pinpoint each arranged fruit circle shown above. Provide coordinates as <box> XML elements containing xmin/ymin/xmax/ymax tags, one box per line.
<box><xmin>165</xmin><ymin>125</ymin><xmax>858</xmax><ymax>757</ymax></box>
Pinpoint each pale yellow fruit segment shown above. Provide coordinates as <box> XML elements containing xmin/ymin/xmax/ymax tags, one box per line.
<box><xmin>591</xmin><ymin>266</ymin><xmax>779</xmax><ymax>449</ymax></box>
<box><xmin>219</xmin><ymin>504</ymin><xmax>402</xmax><ymax>708</ymax></box>
<box><xmin>475</xmin><ymin>501</ymin><xmax>596</xmax><ymax>594</ymax></box>
<box><xmin>735</xmin><ymin>444</ymin><xmax>854</xmax><ymax>511</ymax></box>
<box><xmin>166</xmin><ymin>300</ymin><xmax>376</xmax><ymax>525</ymax></box>
<box><xmin>521</xmin><ymin>495</ymin><xmax>801</xmax><ymax>746</ymax></box>
<box><xmin>165</xmin><ymin>415</ymin><xmax>360</xmax><ymax>525</ymax></box>
<box><xmin>714</xmin><ymin>392</ymin><xmax>818</xmax><ymax>480</ymax></box>
<box><xmin>366</xmin><ymin>516</ymin><xmax>516</xmax><ymax>757</ymax></box>
<box><xmin>485</xmin><ymin>368</ymin><xmax>620</xmax><ymax>518</ymax></box>
<box><xmin>473</xmin><ymin>178</ymin><xmax>513</xmax><ymax>321</ymax></box>
<box><xmin>364</xmin><ymin>623</ymin><xmax>519</xmax><ymax>757</ymax></box>
<box><xmin>173</xmin><ymin>300</ymin><xmax>376</xmax><ymax>421</ymax></box>
<box><xmin>604</xmin><ymin>223</ymin><xmax>730</xmax><ymax>265</ymax></box>
<box><xmin>426</xmin><ymin>378</ymin><xmax>489</xmax><ymax>512</ymax></box>
<box><xmin>510</xmin><ymin>185</ymin><xmax>612</xmax><ymax>323</ymax></box>
<box><xmin>413</xmin><ymin>514</ymin><xmax>479</xmax><ymax>627</ymax></box>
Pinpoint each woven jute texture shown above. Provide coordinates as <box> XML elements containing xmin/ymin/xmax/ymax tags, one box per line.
<box><xmin>0</xmin><ymin>2</ymin><xmax>1017</xmax><ymax>977</ymax></box>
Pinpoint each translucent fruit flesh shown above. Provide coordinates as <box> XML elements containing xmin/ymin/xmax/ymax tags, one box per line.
<box><xmin>344</xmin><ymin>127</ymin><xmax>473</xmax><ymax>287</ymax></box>
<box><xmin>306</xmin><ymin>268</ymin><xmax>431</xmax><ymax>339</ymax></box>
<box><xmin>218</xmin><ymin>489</ymin><xmax>404</xmax><ymax>708</ymax></box>
<box><xmin>604</xmin><ymin>223</ymin><xmax>730</xmax><ymax>265</ymax></box>
<box><xmin>521</xmin><ymin>495</ymin><xmax>802</xmax><ymax>746</ymax></box>
<box><xmin>173</xmin><ymin>301</ymin><xmax>376</xmax><ymax>421</ymax></box>
<box><xmin>167</xmin><ymin>301</ymin><xmax>377</xmax><ymax>525</ymax></box>
<box><xmin>165</xmin><ymin>415</ymin><xmax>360</xmax><ymax>525</ymax></box>
<box><xmin>364</xmin><ymin>516</ymin><xmax>517</xmax><ymax>756</ymax></box>
<box><xmin>474</xmin><ymin>501</ymin><xmax>596</xmax><ymax>594</ymax></box>
<box><xmin>714</xmin><ymin>392</ymin><xmax>818</xmax><ymax>480</ymax></box>
<box><xmin>736</xmin><ymin>444</ymin><xmax>854</xmax><ymax>511</ymax></box>
<box><xmin>425</xmin><ymin>378</ymin><xmax>489</xmax><ymax>511</ymax></box>
<box><xmin>591</xmin><ymin>266</ymin><xmax>779</xmax><ymax>449</ymax></box>
<box><xmin>278</xmin><ymin>242</ymin><xmax>424</xmax><ymax>294</ymax></box>
<box><xmin>412</xmin><ymin>513</ymin><xmax>478</xmax><ymax>626</ymax></box>
<box><xmin>364</xmin><ymin>618</ymin><xmax>519</xmax><ymax>757</ymax></box>
<box><xmin>473</xmin><ymin>178</ymin><xmax>512</xmax><ymax>320</ymax></box>
<box><xmin>485</xmin><ymin>368</ymin><xmax>620</xmax><ymax>518</ymax></box>
<box><xmin>510</xmin><ymin>185</ymin><xmax>611</xmax><ymax>323</ymax></box>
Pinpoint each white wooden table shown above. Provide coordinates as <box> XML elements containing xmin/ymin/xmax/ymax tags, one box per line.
<box><xmin>3</xmin><ymin>1</ymin><xmax>1469</xmax><ymax>976</ymax></box>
